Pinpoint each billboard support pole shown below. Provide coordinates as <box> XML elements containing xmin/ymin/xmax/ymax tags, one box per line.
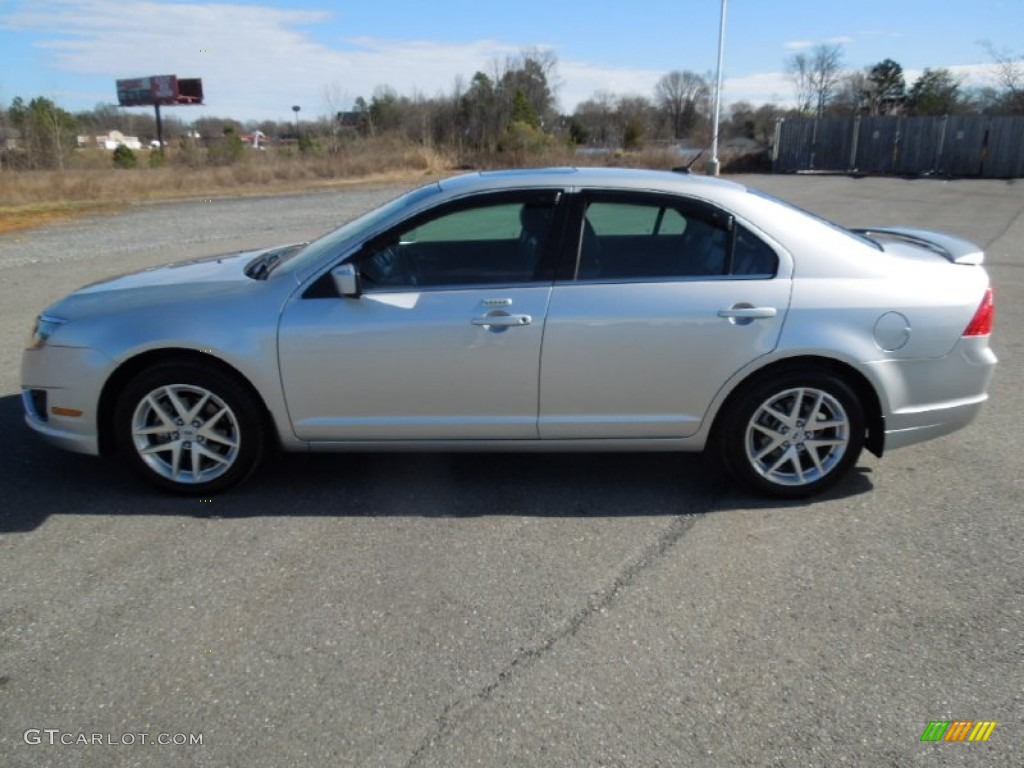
<box><xmin>154</xmin><ymin>103</ymin><xmax>164</xmax><ymax>149</ymax></box>
<box><xmin>115</xmin><ymin>75</ymin><xmax>203</xmax><ymax>147</ymax></box>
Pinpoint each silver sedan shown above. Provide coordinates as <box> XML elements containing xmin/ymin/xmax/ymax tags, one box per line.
<box><xmin>21</xmin><ymin>168</ymin><xmax>997</xmax><ymax>497</ymax></box>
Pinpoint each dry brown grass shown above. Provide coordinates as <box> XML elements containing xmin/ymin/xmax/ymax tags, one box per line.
<box><xmin>0</xmin><ymin>202</ymin><xmax>124</xmax><ymax>235</ymax></box>
<box><xmin>0</xmin><ymin>137</ymin><xmax>453</xmax><ymax>234</ymax></box>
<box><xmin>0</xmin><ymin>138</ymin><xmax>766</xmax><ymax>235</ymax></box>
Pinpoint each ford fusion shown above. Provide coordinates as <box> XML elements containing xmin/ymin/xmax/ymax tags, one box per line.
<box><xmin>22</xmin><ymin>168</ymin><xmax>997</xmax><ymax>497</ymax></box>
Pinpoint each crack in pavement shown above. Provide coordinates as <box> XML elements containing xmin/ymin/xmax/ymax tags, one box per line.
<box><xmin>402</xmin><ymin>505</ymin><xmax>712</xmax><ymax>768</ymax></box>
<box><xmin>984</xmin><ymin>203</ymin><xmax>1024</xmax><ymax>255</ymax></box>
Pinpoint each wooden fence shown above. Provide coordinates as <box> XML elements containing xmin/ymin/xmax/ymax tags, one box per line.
<box><xmin>772</xmin><ymin>115</ymin><xmax>1024</xmax><ymax>178</ymax></box>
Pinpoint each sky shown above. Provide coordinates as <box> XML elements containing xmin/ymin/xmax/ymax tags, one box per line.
<box><xmin>0</xmin><ymin>0</ymin><xmax>1021</xmax><ymax>124</ymax></box>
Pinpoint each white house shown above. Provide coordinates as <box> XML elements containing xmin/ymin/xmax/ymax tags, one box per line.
<box><xmin>92</xmin><ymin>130</ymin><xmax>143</xmax><ymax>151</ymax></box>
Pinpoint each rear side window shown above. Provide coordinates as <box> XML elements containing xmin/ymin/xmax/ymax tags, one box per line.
<box><xmin>578</xmin><ymin>201</ymin><xmax>728</xmax><ymax>279</ymax></box>
<box><xmin>586</xmin><ymin>203</ymin><xmax>687</xmax><ymax>237</ymax></box>
<box><xmin>575</xmin><ymin>197</ymin><xmax>778</xmax><ymax>281</ymax></box>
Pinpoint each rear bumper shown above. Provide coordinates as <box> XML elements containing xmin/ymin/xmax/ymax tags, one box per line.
<box><xmin>883</xmin><ymin>395</ymin><xmax>988</xmax><ymax>450</ymax></box>
<box><xmin>870</xmin><ymin>336</ymin><xmax>997</xmax><ymax>451</ymax></box>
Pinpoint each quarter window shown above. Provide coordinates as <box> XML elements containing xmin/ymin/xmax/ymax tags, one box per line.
<box><xmin>733</xmin><ymin>225</ymin><xmax>778</xmax><ymax>277</ymax></box>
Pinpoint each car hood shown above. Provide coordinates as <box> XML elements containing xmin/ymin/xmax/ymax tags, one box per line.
<box><xmin>44</xmin><ymin>247</ymin><xmax>282</xmax><ymax>321</ymax></box>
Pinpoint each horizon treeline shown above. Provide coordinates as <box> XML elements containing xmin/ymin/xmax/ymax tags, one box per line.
<box><xmin>2</xmin><ymin>45</ymin><xmax>1022</xmax><ymax>172</ymax></box>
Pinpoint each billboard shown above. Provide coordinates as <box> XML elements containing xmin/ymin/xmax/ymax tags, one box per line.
<box><xmin>116</xmin><ymin>76</ymin><xmax>203</xmax><ymax>107</ymax></box>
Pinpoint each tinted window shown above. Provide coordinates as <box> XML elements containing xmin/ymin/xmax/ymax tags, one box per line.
<box><xmin>732</xmin><ymin>226</ymin><xmax>778</xmax><ymax>277</ymax></box>
<box><xmin>578</xmin><ymin>201</ymin><xmax>727</xmax><ymax>279</ymax></box>
<box><xmin>359</xmin><ymin>200</ymin><xmax>554</xmax><ymax>289</ymax></box>
<box><xmin>275</xmin><ymin>183</ymin><xmax>441</xmax><ymax>276</ymax></box>
<box><xmin>586</xmin><ymin>203</ymin><xmax>687</xmax><ymax>237</ymax></box>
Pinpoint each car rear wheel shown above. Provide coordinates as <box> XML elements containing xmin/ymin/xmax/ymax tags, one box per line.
<box><xmin>717</xmin><ymin>369</ymin><xmax>865</xmax><ymax>498</ymax></box>
<box><xmin>114</xmin><ymin>361</ymin><xmax>266</xmax><ymax>495</ymax></box>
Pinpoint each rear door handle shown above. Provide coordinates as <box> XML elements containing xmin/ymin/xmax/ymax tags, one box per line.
<box><xmin>471</xmin><ymin>313</ymin><xmax>532</xmax><ymax>327</ymax></box>
<box><xmin>717</xmin><ymin>306</ymin><xmax>777</xmax><ymax>319</ymax></box>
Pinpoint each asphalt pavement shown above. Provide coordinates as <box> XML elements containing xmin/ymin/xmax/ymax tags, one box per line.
<box><xmin>0</xmin><ymin>174</ymin><xmax>1021</xmax><ymax>766</ymax></box>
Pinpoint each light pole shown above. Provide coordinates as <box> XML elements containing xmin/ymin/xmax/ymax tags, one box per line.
<box><xmin>291</xmin><ymin>105</ymin><xmax>300</xmax><ymax>139</ymax></box>
<box><xmin>708</xmin><ymin>0</ymin><xmax>727</xmax><ymax>176</ymax></box>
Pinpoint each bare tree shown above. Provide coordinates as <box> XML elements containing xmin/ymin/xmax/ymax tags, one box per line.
<box><xmin>572</xmin><ymin>91</ymin><xmax>617</xmax><ymax>145</ymax></box>
<box><xmin>492</xmin><ymin>49</ymin><xmax>560</xmax><ymax>130</ymax></box>
<box><xmin>8</xmin><ymin>96</ymin><xmax>77</xmax><ymax>169</ymax></box>
<box><xmin>615</xmin><ymin>95</ymin><xmax>654</xmax><ymax>150</ymax></box>
<box><xmin>786</xmin><ymin>44</ymin><xmax>844</xmax><ymax>117</ymax></box>
<box><xmin>320</xmin><ymin>82</ymin><xmax>352</xmax><ymax>152</ymax></box>
<box><xmin>654</xmin><ymin>70</ymin><xmax>709</xmax><ymax>139</ymax></box>
<box><xmin>829</xmin><ymin>71</ymin><xmax>869</xmax><ymax>116</ymax></box>
<box><xmin>981</xmin><ymin>41</ymin><xmax>1024</xmax><ymax>113</ymax></box>
<box><xmin>787</xmin><ymin>53</ymin><xmax>815</xmax><ymax>114</ymax></box>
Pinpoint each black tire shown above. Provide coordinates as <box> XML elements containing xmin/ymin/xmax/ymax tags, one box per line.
<box><xmin>716</xmin><ymin>368</ymin><xmax>865</xmax><ymax>498</ymax></box>
<box><xmin>114</xmin><ymin>361</ymin><xmax>266</xmax><ymax>495</ymax></box>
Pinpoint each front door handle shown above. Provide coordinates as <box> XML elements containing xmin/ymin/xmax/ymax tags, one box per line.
<box><xmin>717</xmin><ymin>306</ymin><xmax>777</xmax><ymax>319</ymax></box>
<box><xmin>472</xmin><ymin>313</ymin><xmax>532</xmax><ymax>327</ymax></box>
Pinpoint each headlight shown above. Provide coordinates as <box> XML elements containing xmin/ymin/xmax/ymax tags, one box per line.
<box><xmin>26</xmin><ymin>314</ymin><xmax>67</xmax><ymax>350</ymax></box>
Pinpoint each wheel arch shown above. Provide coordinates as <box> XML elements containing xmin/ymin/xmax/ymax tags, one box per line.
<box><xmin>96</xmin><ymin>348</ymin><xmax>279</xmax><ymax>455</ymax></box>
<box><xmin>710</xmin><ymin>355</ymin><xmax>885</xmax><ymax>458</ymax></box>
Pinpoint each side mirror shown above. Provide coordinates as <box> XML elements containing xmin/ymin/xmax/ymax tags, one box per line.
<box><xmin>330</xmin><ymin>263</ymin><xmax>360</xmax><ymax>297</ymax></box>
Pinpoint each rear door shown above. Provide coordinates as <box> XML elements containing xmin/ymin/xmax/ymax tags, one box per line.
<box><xmin>539</xmin><ymin>190</ymin><xmax>792</xmax><ymax>439</ymax></box>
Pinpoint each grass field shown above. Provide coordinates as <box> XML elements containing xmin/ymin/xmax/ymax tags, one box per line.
<box><xmin>0</xmin><ymin>138</ymin><xmax>453</xmax><ymax>235</ymax></box>
<box><xmin>0</xmin><ymin>140</ymin><xmax>746</xmax><ymax>235</ymax></box>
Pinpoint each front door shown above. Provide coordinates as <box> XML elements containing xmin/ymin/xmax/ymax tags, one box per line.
<box><xmin>279</xmin><ymin>191</ymin><xmax>562</xmax><ymax>441</ymax></box>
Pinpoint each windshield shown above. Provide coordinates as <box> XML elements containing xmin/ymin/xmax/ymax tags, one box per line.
<box><xmin>272</xmin><ymin>182</ymin><xmax>443</xmax><ymax>276</ymax></box>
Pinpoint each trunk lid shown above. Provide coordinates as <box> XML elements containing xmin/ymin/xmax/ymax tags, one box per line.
<box><xmin>851</xmin><ymin>227</ymin><xmax>984</xmax><ymax>265</ymax></box>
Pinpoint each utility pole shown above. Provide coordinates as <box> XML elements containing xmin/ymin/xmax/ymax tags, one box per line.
<box><xmin>708</xmin><ymin>0</ymin><xmax>728</xmax><ymax>177</ymax></box>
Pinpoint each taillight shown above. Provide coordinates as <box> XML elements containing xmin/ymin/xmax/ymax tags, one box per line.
<box><xmin>963</xmin><ymin>287</ymin><xmax>994</xmax><ymax>336</ymax></box>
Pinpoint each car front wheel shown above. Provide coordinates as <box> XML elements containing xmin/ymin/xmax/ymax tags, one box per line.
<box><xmin>717</xmin><ymin>369</ymin><xmax>865</xmax><ymax>498</ymax></box>
<box><xmin>114</xmin><ymin>361</ymin><xmax>266</xmax><ymax>495</ymax></box>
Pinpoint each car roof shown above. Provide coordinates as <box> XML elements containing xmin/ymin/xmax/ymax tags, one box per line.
<box><xmin>437</xmin><ymin>167</ymin><xmax>750</xmax><ymax>198</ymax></box>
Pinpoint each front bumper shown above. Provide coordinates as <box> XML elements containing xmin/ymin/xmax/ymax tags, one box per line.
<box><xmin>21</xmin><ymin>345</ymin><xmax>114</xmax><ymax>457</ymax></box>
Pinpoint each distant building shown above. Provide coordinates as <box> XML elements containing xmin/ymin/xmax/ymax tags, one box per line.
<box><xmin>241</xmin><ymin>130</ymin><xmax>266</xmax><ymax>148</ymax></box>
<box><xmin>80</xmin><ymin>130</ymin><xmax>144</xmax><ymax>151</ymax></box>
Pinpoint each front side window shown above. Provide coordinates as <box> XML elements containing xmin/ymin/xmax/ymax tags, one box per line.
<box><xmin>275</xmin><ymin>183</ymin><xmax>442</xmax><ymax>277</ymax></box>
<box><xmin>358</xmin><ymin>198</ymin><xmax>555</xmax><ymax>289</ymax></box>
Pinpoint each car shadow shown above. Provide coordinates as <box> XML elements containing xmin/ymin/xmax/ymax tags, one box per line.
<box><xmin>0</xmin><ymin>394</ymin><xmax>873</xmax><ymax>533</ymax></box>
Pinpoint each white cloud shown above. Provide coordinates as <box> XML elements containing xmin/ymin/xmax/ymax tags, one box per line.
<box><xmin>3</xmin><ymin>0</ymin><xmax>524</xmax><ymax>119</ymax></box>
<box><xmin>5</xmin><ymin>0</ymin><xmax>745</xmax><ymax>117</ymax></box>
<box><xmin>901</xmin><ymin>63</ymin><xmax>1000</xmax><ymax>89</ymax></box>
<box><xmin>0</xmin><ymin>1</ymin><xmax>1007</xmax><ymax>122</ymax></box>
<box><xmin>557</xmin><ymin>59</ymin><xmax>665</xmax><ymax>110</ymax></box>
<box><xmin>721</xmin><ymin>71</ymin><xmax>793</xmax><ymax>106</ymax></box>
<box><xmin>785</xmin><ymin>36</ymin><xmax>854</xmax><ymax>52</ymax></box>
